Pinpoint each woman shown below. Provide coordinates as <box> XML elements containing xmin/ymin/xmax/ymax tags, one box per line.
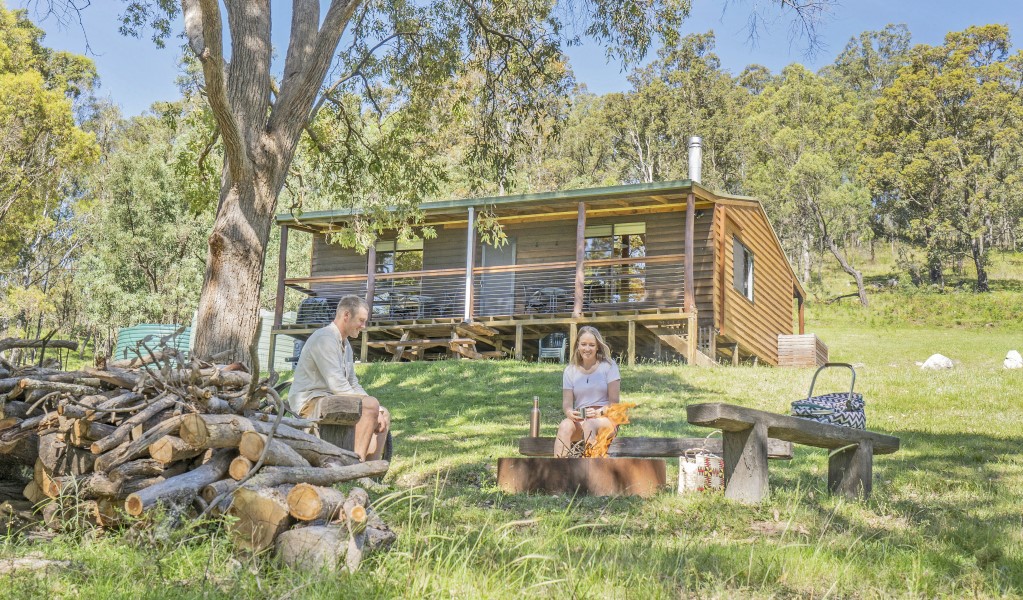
<box><xmin>555</xmin><ymin>326</ymin><xmax>621</xmax><ymax>458</ymax></box>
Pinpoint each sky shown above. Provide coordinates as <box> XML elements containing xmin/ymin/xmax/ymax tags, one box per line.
<box><xmin>12</xmin><ymin>0</ymin><xmax>1023</xmax><ymax>117</ymax></box>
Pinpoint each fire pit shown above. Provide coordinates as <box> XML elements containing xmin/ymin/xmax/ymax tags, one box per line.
<box><xmin>497</xmin><ymin>457</ymin><xmax>666</xmax><ymax>497</ymax></box>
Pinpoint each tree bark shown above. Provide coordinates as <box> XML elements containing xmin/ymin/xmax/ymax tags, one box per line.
<box><xmin>124</xmin><ymin>449</ymin><xmax>234</xmax><ymax>516</ymax></box>
<box><xmin>184</xmin><ymin>0</ymin><xmax>361</xmax><ymax>365</ymax></box>
<box><xmin>971</xmin><ymin>236</ymin><xmax>989</xmax><ymax>292</ymax></box>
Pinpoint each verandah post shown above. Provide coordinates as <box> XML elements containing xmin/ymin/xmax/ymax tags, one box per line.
<box><xmin>269</xmin><ymin>225</ymin><xmax>289</xmax><ymax>370</ymax></box>
<box><xmin>464</xmin><ymin>207</ymin><xmax>476</xmax><ymax>322</ymax></box>
<box><xmin>684</xmin><ymin>191</ymin><xmax>697</xmax><ymax>363</ymax></box>
<box><xmin>573</xmin><ymin>202</ymin><xmax>586</xmax><ymax>318</ymax></box>
<box><xmin>366</xmin><ymin>245</ymin><xmax>376</xmax><ymax>316</ymax></box>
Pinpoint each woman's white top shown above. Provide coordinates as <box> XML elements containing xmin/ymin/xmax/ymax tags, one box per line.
<box><xmin>562</xmin><ymin>360</ymin><xmax>621</xmax><ymax>410</ymax></box>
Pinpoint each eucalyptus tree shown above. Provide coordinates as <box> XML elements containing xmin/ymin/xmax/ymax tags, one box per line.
<box><xmin>76</xmin><ymin>103</ymin><xmax>214</xmax><ymax>336</ymax></box>
<box><xmin>745</xmin><ymin>64</ymin><xmax>870</xmax><ymax>305</ymax></box>
<box><xmin>863</xmin><ymin>25</ymin><xmax>1023</xmax><ymax>291</ymax></box>
<box><xmin>0</xmin><ymin>5</ymin><xmax>98</xmax><ymax>341</ymax></box>
<box><xmin>589</xmin><ymin>32</ymin><xmax>748</xmax><ymax>189</ymax></box>
<box><xmin>37</xmin><ymin>0</ymin><xmax>834</xmax><ymax>363</ymax></box>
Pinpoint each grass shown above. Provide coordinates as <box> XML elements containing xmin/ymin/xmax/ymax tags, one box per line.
<box><xmin>4</xmin><ymin>250</ymin><xmax>1023</xmax><ymax>598</ymax></box>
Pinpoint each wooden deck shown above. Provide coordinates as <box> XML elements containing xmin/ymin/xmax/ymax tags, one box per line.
<box><xmin>269</xmin><ymin>307</ymin><xmax>715</xmax><ymax>365</ymax></box>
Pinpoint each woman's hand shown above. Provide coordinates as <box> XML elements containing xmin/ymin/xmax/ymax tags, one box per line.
<box><xmin>566</xmin><ymin>409</ymin><xmax>582</xmax><ymax>422</ymax></box>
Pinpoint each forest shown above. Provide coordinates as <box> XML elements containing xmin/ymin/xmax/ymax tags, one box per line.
<box><xmin>2</xmin><ymin>2</ymin><xmax>1022</xmax><ymax>355</ymax></box>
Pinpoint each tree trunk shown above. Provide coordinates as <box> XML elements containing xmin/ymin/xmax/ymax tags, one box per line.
<box><xmin>801</xmin><ymin>236</ymin><xmax>811</xmax><ymax>284</ymax></box>
<box><xmin>191</xmin><ymin>181</ymin><xmax>275</xmax><ymax>364</ymax></box>
<box><xmin>825</xmin><ymin>236</ymin><xmax>869</xmax><ymax>307</ymax></box>
<box><xmin>971</xmin><ymin>236</ymin><xmax>989</xmax><ymax>292</ymax></box>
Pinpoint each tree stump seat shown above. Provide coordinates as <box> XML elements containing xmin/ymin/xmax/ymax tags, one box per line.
<box><xmin>686</xmin><ymin>402</ymin><xmax>900</xmax><ymax>503</ymax></box>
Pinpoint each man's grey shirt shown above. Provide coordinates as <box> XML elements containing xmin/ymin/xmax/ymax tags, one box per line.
<box><xmin>288</xmin><ymin>322</ymin><xmax>367</xmax><ymax>414</ymax></box>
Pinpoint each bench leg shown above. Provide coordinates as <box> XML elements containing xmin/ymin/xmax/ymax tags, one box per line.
<box><xmin>828</xmin><ymin>440</ymin><xmax>873</xmax><ymax>500</ymax></box>
<box><xmin>722</xmin><ymin>422</ymin><xmax>769</xmax><ymax>504</ymax></box>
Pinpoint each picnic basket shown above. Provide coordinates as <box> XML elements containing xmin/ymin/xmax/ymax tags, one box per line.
<box><xmin>790</xmin><ymin>362</ymin><xmax>865</xmax><ymax>429</ymax></box>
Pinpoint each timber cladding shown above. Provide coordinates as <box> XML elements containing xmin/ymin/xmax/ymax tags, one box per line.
<box><xmin>716</xmin><ymin>202</ymin><xmax>795</xmax><ymax>365</ymax></box>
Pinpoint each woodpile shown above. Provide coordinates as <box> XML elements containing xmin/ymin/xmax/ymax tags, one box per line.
<box><xmin>0</xmin><ymin>347</ymin><xmax>394</xmax><ymax>572</ymax></box>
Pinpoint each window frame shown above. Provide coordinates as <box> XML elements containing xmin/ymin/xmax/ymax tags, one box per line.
<box><xmin>583</xmin><ymin>222</ymin><xmax>647</xmax><ymax>304</ymax></box>
<box><xmin>732</xmin><ymin>236</ymin><xmax>755</xmax><ymax>303</ymax></box>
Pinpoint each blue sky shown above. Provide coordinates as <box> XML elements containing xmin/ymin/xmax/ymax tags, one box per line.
<box><xmin>13</xmin><ymin>0</ymin><xmax>1023</xmax><ymax>116</ymax></box>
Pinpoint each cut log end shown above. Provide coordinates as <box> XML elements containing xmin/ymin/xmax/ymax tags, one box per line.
<box><xmin>124</xmin><ymin>495</ymin><xmax>143</xmax><ymax>517</ymax></box>
<box><xmin>229</xmin><ymin>456</ymin><xmax>254</xmax><ymax>481</ymax></box>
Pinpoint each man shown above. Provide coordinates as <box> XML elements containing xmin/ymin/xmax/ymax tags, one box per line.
<box><xmin>289</xmin><ymin>295</ymin><xmax>390</xmax><ymax>461</ymax></box>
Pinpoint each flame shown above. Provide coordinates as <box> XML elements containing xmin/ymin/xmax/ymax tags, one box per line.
<box><xmin>582</xmin><ymin>402</ymin><xmax>636</xmax><ymax>458</ymax></box>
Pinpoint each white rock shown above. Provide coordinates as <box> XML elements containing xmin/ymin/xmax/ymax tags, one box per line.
<box><xmin>920</xmin><ymin>354</ymin><xmax>954</xmax><ymax>370</ymax></box>
<box><xmin>1005</xmin><ymin>350</ymin><xmax>1023</xmax><ymax>369</ymax></box>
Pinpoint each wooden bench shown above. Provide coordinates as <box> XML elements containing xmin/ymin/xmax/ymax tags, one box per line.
<box><xmin>686</xmin><ymin>402</ymin><xmax>900</xmax><ymax>503</ymax></box>
<box><xmin>518</xmin><ymin>436</ymin><xmax>794</xmax><ymax>460</ymax></box>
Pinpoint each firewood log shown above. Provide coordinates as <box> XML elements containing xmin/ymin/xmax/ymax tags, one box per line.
<box><xmin>124</xmin><ymin>449</ymin><xmax>233</xmax><ymax>516</ymax></box>
<box><xmin>69</xmin><ymin>420</ymin><xmax>116</xmax><ymax>447</ymax></box>
<box><xmin>56</xmin><ymin>391</ymin><xmax>119</xmax><ymax>418</ymax></box>
<box><xmin>108</xmin><ymin>458</ymin><xmax>166</xmax><ymax>482</ymax></box>
<box><xmin>82</xmin><ymin>366</ymin><xmax>141</xmax><ymax>390</ymax></box>
<box><xmin>227</xmin><ymin>484</ymin><xmax>294</xmax><ymax>552</ymax></box>
<box><xmin>56</xmin><ymin>444</ymin><xmax>95</xmax><ymax>476</ymax></box>
<box><xmin>274</xmin><ymin>524</ymin><xmax>395</xmax><ymax>573</ymax></box>
<box><xmin>238</xmin><ymin>432</ymin><xmax>311</xmax><ymax>468</ymax></box>
<box><xmin>148</xmin><ymin>435</ymin><xmax>204</xmax><ymax>465</ymax></box>
<box><xmin>242</xmin><ymin>461</ymin><xmax>388</xmax><ymax>490</ymax></box>
<box><xmin>8</xmin><ymin>379</ymin><xmax>99</xmax><ymax>400</ymax></box>
<box><xmin>287</xmin><ymin>483</ymin><xmax>346</xmax><ymax>522</ymax></box>
<box><xmin>22</xmin><ymin>480</ymin><xmax>45</xmax><ymax>505</ymax></box>
<box><xmin>0</xmin><ymin>433</ymin><xmax>38</xmax><ymax>466</ymax></box>
<box><xmin>0</xmin><ymin>417</ymin><xmax>20</xmax><ymax>432</ymax></box>
<box><xmin>207</xmin><ymin>369</ymin><xmax>251</xmax><ymax>389</ymax></box>
<box><xmin>229</xmin><ymin>456</ymin><xmax>254</xmax><ymax>481</ymax></box>
<box><xmin>341</xmin><ymin>487</ymin><xmax>369</xmax><ymax>534</ymax></box>
<box><xmin>90</xmin><ymin>396</ymin><xmax>176</xmax><ymax>454</ymax></box>
<box><xmin>180</xmin><ymin>414</ymin><xmax>358</xmax><ymax>464</ymax></box>
<box><xmin>41</xmin><ymin>501</ymin><xmax>61</xmax><ymax>530</ymax></box>
<box><xmin>93</xmin><ymin>391</ymin><xmax>145</xmax><ymax>418</ymax></box>
<box><xmin>48</xmin><ymin>472</ymin><xmax>120</xmax><ymax>498</ymax></box>
<box><xmin>200</xmin><ymin>479</ymin><xmax>237</xmax><ymax>515</ymax></box>
<box><xmin>93</xmin><ymin>415</ymin><xmax>185</xmax><ymax>472</ymax></box>
<box><xmin>248</xmin><ymin>413</ymin><xmax>316</xmax><ymax>430</ymax></box>
<box><xmin>37</xmin><ymin>430</ymin><xmax>66</xmax><ymax>473</ymax></box>
<box><xmin>0</xmin><ymin>401</ymin><xmax>31</xmax><ymax>419</ymax></box>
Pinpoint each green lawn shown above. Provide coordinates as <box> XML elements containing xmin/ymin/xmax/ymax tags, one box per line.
<box><xmin>4</xmin><ymin>318</ymin><xmax>1023</xmax><ymax>598</ymax></box>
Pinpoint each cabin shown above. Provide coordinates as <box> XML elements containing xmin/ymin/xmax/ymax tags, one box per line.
<box><xmin>268</xmin><ymin>179</ymin><xmax>807</xmax><ymax>367</ymax></box>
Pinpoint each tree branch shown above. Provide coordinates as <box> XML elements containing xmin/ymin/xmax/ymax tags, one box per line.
<box><xmin>182</xmin><ymin>0</ymin><xmax>247</xmax><ymax>181</ymax></box>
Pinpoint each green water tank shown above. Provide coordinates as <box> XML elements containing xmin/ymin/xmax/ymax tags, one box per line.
<box><xmin>113</xmin><ymin>324</ymin><xmax>192</xmax><ymax>362</ymax></box>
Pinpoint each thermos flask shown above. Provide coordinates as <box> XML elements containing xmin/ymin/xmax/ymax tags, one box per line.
<box><xmin>529</xmin><ymin>396</ymin><xmax>541</xmax><ymax>437</ymax></box>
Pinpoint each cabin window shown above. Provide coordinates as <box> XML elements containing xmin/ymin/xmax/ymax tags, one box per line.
<box><xmin>584</xmin><ymin>222</ymin><xmax>646</xmax><ymax>304</ymax></box>
<box><xmin>733</xmin><ymin>237</ymin><xmax>754</xmax><ymax>302</ymax></box>
<box><xmin>375</xmin><ymin>239</ymin><xmax>424</xmax><ymax>276</ymax></box>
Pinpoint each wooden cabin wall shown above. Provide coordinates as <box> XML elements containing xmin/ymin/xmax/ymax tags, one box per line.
<box><xmin>716</xmin><ymin>203</ymin><xmax>795</xmax><ymax>365</ymax></box>
<box><xmin>691</xmin><ymin>209</ymin><xmax>716</xmax><ymax>325</ymax></box>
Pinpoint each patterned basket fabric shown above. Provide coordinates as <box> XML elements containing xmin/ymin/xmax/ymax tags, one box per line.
<box><xmin>678</xmin><ymin>450</ymin><xmax>724</xmax><ymax>493</ymax></box>
<box><xmin>791</xmin><ymin>392</ymin><xmax>866</xmax><ymax>429</ymax></box>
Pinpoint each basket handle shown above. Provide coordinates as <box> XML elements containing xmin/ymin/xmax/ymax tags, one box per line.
<box><xmin>806</xmin><ymin>362</ymin><xmax>856</xmax><ymax>405</ymax></box>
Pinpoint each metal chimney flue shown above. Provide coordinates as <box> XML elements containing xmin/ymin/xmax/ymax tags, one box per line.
<box><xmin>687</xmin><ymin>136</ymin><xmax>703</xmax><ymax>184</ymax></box>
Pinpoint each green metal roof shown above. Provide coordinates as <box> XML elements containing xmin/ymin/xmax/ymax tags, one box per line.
<box><xmin>274</xmin><ymin>179</ymin><xmax>717</xmax><ymax>226</ymax></box>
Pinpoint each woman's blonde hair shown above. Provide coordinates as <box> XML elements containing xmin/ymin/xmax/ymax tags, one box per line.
<box><xmin>570</xmin><ymin>325</ymin><xmax>613</xmax><ymax>366</ymax></box>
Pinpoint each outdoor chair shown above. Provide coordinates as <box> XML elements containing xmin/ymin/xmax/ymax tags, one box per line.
<box><xmin>538</xmin><ymin>332</ymin><xmax>568</xmax><ymax>363</ymax></box>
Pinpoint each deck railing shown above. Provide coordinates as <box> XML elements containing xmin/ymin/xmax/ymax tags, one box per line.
<box><xmin>472</xmin><ymin>254</ymin><xmax>685</xmax><ymax>318</ymax></box>
<box><xmin>282</xmin><ymin>253</ymin><xmax>685</xmax><ymax>323</ymax></box>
